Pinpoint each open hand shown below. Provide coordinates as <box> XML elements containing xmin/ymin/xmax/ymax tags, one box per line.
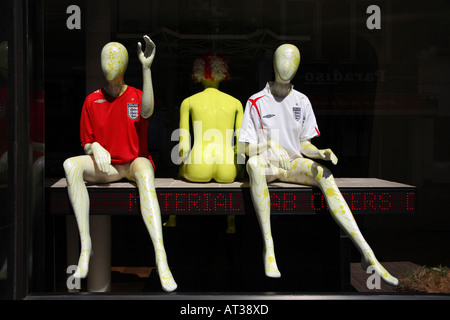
<box><xmin>318</xmin><ymin>148</ymin><xmax>338</xmax><ymax>165</ymax></box>
<box><xmin>137</xmin><ymin>35</ymin><xmax>156</xmax><ymax>69</ymax></box>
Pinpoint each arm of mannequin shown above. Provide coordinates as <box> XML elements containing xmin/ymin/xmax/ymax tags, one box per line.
<box><xmin>137</xmin><ymin>35</ymin><xmax>155</xmax><ymax>119</ymax></box>
<box><xmin>178</xmin><ymin>98</ymin><xmax>190</xmax><ymax>160</ymax></box>
<box><xmin>300</xmin><ymin>139</ymin><xmax>338</xmax><ymax>165</ymax></box>
<box><xmin>245</xmin><ymin>140</ymin><xmax>291</xmax><ymax>170</ymax></box>
<box><xmin>234</xmin><ymin>103</ymin><xmax>246</xmax><ymax>165</ymax></box>
<box><xmin>84</xmin><ymin>142</ymin><xmax>111</xmax><ymax>173</ymax></box>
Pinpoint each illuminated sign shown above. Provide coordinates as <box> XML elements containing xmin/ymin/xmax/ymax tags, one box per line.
<box><xmin>49</xmin><ymin>188</ymin><xmax>415</xmax><ymax>215</ymax></box>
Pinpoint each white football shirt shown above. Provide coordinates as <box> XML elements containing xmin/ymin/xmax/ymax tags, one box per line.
<box><xmin>239</xmin><ymin>82</ymin><xmax>320</xmax><ymax>162</ymax></box>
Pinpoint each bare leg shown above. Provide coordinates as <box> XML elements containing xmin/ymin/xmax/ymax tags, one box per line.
<box><xmin>128</xmin><ymin>157</ymin><xmax>177</xmax><ymax>292</ymax></box>
<box><xmin>63</xmin><ymin>156</ymin><xmax>92</xmax><ymax>278</ymax></box>
<box><xmin>279</xmin><ymin>157</ymin><xmax>398</xmax><ymax>286</ymax></box>
<box><xmin>63</xmin><ymin>155</ymin><xmax>124</xmax><ymax>278</ymax></box>
<box><xmin>246</xmin><ymin>155</ymin><xmax>280</xmax><ymax>278</ymax></box>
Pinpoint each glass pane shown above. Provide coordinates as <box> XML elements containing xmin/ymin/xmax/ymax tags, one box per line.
<box><xmin>0</xmin><ymin>0</ymin><xmax>10</xmax><ymax>299</ymax></box>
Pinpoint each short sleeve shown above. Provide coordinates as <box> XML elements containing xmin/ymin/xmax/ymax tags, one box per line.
<box><xmin>80</xmin><ymin>96</ymin><xmax>94</xmax><ymax>147</ymax></box>
<box><xmin>299</xmin><ymin>95</ymin><xmax>320</xmax><ymax>141</ymax></box>
<box><xmin>238</xmin><ymin>99</ymin><xmax>259</xmax><ymax>144</ymax></box>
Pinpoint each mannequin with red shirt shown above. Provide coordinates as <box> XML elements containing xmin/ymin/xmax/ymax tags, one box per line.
<box><xmin>63</xmin><ymin>36</ymin><xmax>177</xmax><ymax>292</ymax></box>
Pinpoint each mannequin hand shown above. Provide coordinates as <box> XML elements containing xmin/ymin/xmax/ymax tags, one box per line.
<box><xmin>138</xmin><ymin>35</ymin><xmax>156</xmax><ymax>69</ymax></box>
<box><xmin>318</xmin><ymin>148</ymin><xmax>338</xmax><ymax>165</ymax></box>
<box><xmin>91</xmin><ymin>142</ymin><xmax>111</xmax><ymax>173</ymax></box>
<box><xmin>269</xmin><ymin>140</ymin><xmax>291</xmax><ymax>170</ymax></box>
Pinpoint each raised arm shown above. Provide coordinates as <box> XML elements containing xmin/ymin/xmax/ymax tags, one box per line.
<box><xmin>301</xmin><ymin>139</ymin><xmax>338</xmax><ymax>165</ymax></box>
<box><xmin>137</xmin><ymin>35</ymin><xmax>156</xmax><ymax>119</ymax></box>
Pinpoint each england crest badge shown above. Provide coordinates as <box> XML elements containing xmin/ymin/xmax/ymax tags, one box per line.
<box><xmin>293</xmin><ymin>106</ymin><xmax>301</xmax><ymax>121</ymax></box>
<box><xmin>127</xmin><ymin>103</ymin><xmax>139</xmax><ymax>120</ymax></box>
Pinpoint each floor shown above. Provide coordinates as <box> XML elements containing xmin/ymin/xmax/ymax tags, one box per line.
<box><xmin>350</xmin><ymin>261</ymin><xmax>419</xmax><ymax>293</ymax></box>
<box><xmin>104</xmin><ymin>261</ymin><xmax>420</xmax><ymax>293</ymax></box>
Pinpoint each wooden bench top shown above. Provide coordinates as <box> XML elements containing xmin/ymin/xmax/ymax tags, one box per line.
<box><xmin>47</xmin><ymin>178</ymin><xmax>416</xmax><ymax>216</ymax></box>
<box><xmin>49</xmin><ymin>177</ymin><xmax>415</xmax><ymax>190</ymax></box>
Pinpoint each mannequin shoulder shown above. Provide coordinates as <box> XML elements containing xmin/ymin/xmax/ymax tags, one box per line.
<box><xmin>217</xmin><ymin>90</ymin><xmax>242</xmax><ymax>105</ymax></box>
<box><xmin>126</xmin><ymin>86</ymin><xmax>142</xmax><ymax>97</ymax></box>
<box><xmin>84</xmin><ymin>89</ymin><xmax>105</xmax><ymax>105</ymax></box>
<box><xmin>291</xmin><ymin>90</ymin><xmax>312</xmax><ymax>104</ymax></box>
<box><xmin>247</xmin><ymin>89</ymin><xmax>267</xmax><ymax>102</ymax></box>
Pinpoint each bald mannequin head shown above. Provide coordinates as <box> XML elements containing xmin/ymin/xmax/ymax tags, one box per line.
<box><xmin>101</xmin><ymin>42</ymin><xmax>129</xmax><ymax>82</ymax></box>
<box><xmin>270</xmin><ymin>44</ymin><xmax>301</xmax><ymax>98</ymax></box>
<box><xmin>273</xmin><ymin>44</ymin><xmax>300</xmax><ymax>83</ymax></box>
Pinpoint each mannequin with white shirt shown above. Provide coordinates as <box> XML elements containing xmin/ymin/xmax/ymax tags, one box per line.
<box><xmin>239</xmin><ymin>44</ymin><xmax>398</xmax><ymax>286</ymax></box>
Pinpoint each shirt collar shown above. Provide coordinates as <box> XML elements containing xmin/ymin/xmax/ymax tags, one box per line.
<box><xmin>265</xmin><ymin>81</ymin><xmax>294</xmax><ymax>97</ymax></box>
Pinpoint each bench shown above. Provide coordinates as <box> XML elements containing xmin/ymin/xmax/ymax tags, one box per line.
<box><xmin>46</xmin><ymin>177</ymin><xmax>416</xmax><ymax>292</ymax></box>
<box><xmin>49</xmin><ymin>177</ymin><xmax>415</xmax><ymax>215</ymax></box>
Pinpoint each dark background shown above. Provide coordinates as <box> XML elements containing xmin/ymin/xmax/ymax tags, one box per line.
<box><xmin>40</xmin><ymin>0</ymin><xmax>450</xmax><ymax>292</ymax></box>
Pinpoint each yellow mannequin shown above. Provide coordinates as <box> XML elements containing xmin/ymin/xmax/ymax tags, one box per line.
<box><xmin>178</xmin><ymin>53</ymin><xmax>244</xmax><ymax>183</ymax></box>
<box><xmin>169</xmin><ymin>53</ymin><xmax>244</xmax><ymax>232</ymax></box>
<box><xmin>63</xmin><ymin>36</ymin><xmax>177</xmax><ymax>292</ymax></box>
<box><xmin>241</xmin><ymin>44</ymin><xmax>398</xmax><ymax>286</ymax></box>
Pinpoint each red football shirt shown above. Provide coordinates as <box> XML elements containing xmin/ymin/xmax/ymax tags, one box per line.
<box><xmin>80</xmin><ymin>86</ymin><xmax>153</xmax><ymax>167</ymax></box>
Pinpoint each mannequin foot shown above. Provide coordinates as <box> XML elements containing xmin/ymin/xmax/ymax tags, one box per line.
<box><xmin>73</xmin><ymin>249</ymin><xmax>92</xmax><ymax>279</ymax></box>
<box><xmin>361</xmin><ymin>253</ymin><xmax>398</xmax><ymax>286</ymax></box>
<box><xmin>163</xmin><ymin>215</ymin><xmax>177</xmax><ymax>227</ymax></box>
<box><xmin>264</xmin><ymin>247</ymin><xmax>281</xmax><ymax>278</ymax></box>
<box><xmin>159</xmin><ymin>268</ymin><xmax>178</xmax><ymax>292</ymax></box>
<box><xmin>226</xmin><ymin>215</ymin><xmax>236</xmax><ymax>234</ymax></box>
<box><xmin>155</xmin><ymin>249</ymin><xmax>177</xmax><ymax>292</ymax></box>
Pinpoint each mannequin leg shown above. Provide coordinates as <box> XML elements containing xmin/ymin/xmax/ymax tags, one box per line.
<box><xmin>280</xmin><ymin>158</ymin><xmax>398</xmax><ymax>286</ymax></box>
<box><xmin>246</xmin><ymin>155</ymin><xmax>280</xmax><ymax>278</ymax></box>
<box><xmin>128</xmin><ymin>157</ymin><xmax>177</xmax><ymax>292</ymax></box>
<box><xmin>63</xmin><ymin>156</ymin><xmax>92</xmax><ymax>278</ymax></box>
<box><xmin>63</xmin><ymin>155</ymin><xmax>123</xmax><ymax>278</ymax></box>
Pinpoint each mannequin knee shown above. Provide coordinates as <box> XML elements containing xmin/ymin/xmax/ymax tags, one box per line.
<box><xmin>131</xmin><ymin>157</ymin><xmax>155</xmax><ymax>182</ymax></box>
<box><xmin>63</xmin><ymin>158</ymin><xmax>79</xmax><ymax>176</ymax></box>
<box><xmin>246</xmin><ymin>156</ymin><xmax>263</xmax><ymax>175</ymax></box>
<box><xmin>312</xmin><ymin>163</ymin><xmax>333</xmax><ymax>182</ymax></box>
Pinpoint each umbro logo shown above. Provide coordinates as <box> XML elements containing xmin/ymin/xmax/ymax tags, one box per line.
<box><xmin>263</xmin><ymin>114</ymin><xmax>275</xmax><ymax>118</ymax></box>
<box><xmin>94</xmin><ymin>99</ymin><xmax>106</xmax><ymax>103</ymax></box>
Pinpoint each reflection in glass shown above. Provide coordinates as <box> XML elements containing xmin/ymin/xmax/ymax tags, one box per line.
<box><xmin>0</xmin><ymin>38</ymin><xmax>8</xmax><ymax>296</ymax></box>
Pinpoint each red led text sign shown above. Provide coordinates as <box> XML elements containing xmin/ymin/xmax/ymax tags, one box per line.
<box><xmin>50</xmin><ymin>189</ymin><xmax>415</xmax><ymax>215</ymax></box>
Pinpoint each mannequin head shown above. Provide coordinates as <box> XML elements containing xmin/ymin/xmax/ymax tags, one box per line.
<box><xmin>191</xmin><ymin>52</ymin><xmax>229</xmax><ymax>88</ymax></box>
<box><xmin>100</xmin><ymin>42</ymin><xmax>128</xmax><ymax>82</ymax></box>
<box><xmin>273</xmin><ymin>44</ymin><xmax>300</xmax><ymax>83</ymax></box>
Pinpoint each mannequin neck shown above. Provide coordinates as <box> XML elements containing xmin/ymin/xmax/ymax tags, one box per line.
<box><xmin>202</xmin><ymin>79</ymin><xmax>220</xmax><ymax>89</ymax></box>
<box><xmin>269</xmin><ymin>80</ymin><xmax>292</xmax><ymax>98</ymax></box>
<box><xmin>104</xmin><ymin>78</ymin><xmax>127</xmax><ymax>97</ymax></box>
